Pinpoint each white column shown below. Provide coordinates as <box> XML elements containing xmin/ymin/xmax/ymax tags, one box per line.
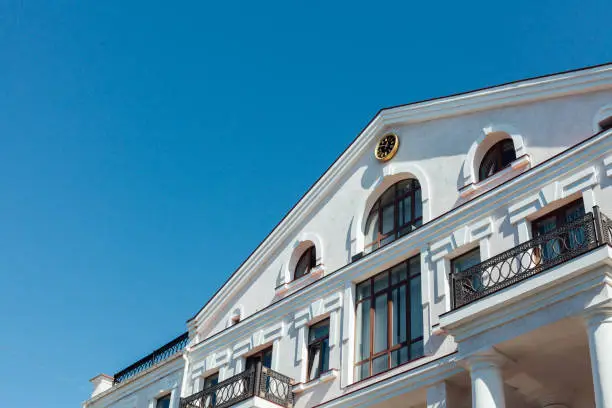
<box><xmin>467</xmin><ymin>350</ymin><xmax>506</xmax><ymax>408</ymax></box>
<box><xmin>585</xmin><ymin>306</ymin><xmax>612</xmax><ymax>408</ymax></box>
<box><xmin>427</xmin><ymin>381</ymin><xmax>448</xmax><ymax>408</ymax></box>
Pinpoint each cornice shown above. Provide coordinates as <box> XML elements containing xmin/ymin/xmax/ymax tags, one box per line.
<box><xmin>191</xmin><ymin>64</ymin><xmax>612</xmax><ymax>332</ymax></box>
<box><xmin>84</xmin><ymin>354</ymin><xmax>184</xmax><ymax>407</ymax></box>
<box><xmin>380</xmin><ymin>64</ymin><xmax>612</xmax><ymax>125</ymax></box>
<box><xmin>315</xmin><ymin>354</ymin><xmax>462</xmax><ymax>408</ymax></box>
<box><xmin>188</xmin><ymin>129</ymin><xmax>612</xmax><ymax>359</ymax></box>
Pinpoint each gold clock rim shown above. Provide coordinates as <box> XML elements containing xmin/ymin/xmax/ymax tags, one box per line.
<box><xmin>374</xmin><ymin>133</ymin><xmax>400</xmax><ymax>162</ymax></box>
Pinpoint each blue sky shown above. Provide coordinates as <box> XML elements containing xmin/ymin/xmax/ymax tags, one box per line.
<box><xmin>0</xmin><ymin>0</ymin><xmax>610</xmax><ymax>406</ymax></box>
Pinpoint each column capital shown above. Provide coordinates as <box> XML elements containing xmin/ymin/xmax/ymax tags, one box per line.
<box><xmin>583</xmin><ymin>300</ymin><xmax>612</xmax><ymax>329</ymax></box>
<box><xmin>463</xmin><ymin>348</ymin><xmax>509</xmax><ymax>372</ymax></box>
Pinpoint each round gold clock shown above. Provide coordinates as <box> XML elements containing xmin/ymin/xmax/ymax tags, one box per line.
<box><xmin>374</xmin><ymin>133</ymin><xmax>399</xmax><ymax>161</ymax></box>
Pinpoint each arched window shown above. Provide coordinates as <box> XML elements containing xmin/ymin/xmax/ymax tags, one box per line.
<box><xmin>294</xmin><ymin>246</ymin><xmax>316</xmax><ymax>279</ymax></box>
<box><xmin>599</xmin><ymin>116</ymin><xmax>612</xmax><ymax>132</ymax></box>
<box><xmin>364</xmin><ymin>179</ymin><xmax>422</xmax><ymax>253</ymax></box>
<box><xmin>478</xmin><ymin>139</ymin><xmax>516</xmax><ymax>181</ymax></box>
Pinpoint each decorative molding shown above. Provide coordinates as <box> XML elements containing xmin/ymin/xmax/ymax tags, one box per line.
<box><xmin>275</xmin><ymin>265</ymin><xmax>325</xmax><ymax>299</ymax></box>
<box><xmin>294</xmin><ymin>291</ymin><xmax>343</xmax><ymax>329</ymax></box>
<box><xmin>191</xmin><ymin>64</ymin><xmax>612</xmax><ymax>334</ymax></box>
<box><xmin>352</xmin><ymin>162</ymin><xmax>432</xmax><ymax>255</ymax></box>
<box><xmin>462</xmin><ymin>124</ymin><xmax>528</xmax><ymax>187</ymax></box>
<box><xmin>429</xmin><ymin>217</ymin><xmax>493</xmax><ymax>262</ymax></box>
<box><xmin>459</xmin><ymin>155</ymin><xmax>531</xmax><ymax>199</ymax></box>
<box><xmin>508</xmin><ymin>166</ymin><xmax>598</xmax><ymax>224</ymax></box>
<box><xmin>186</xmin><ymin>130</ymin><xmax>612</xmax><ymax>380</ymax></box>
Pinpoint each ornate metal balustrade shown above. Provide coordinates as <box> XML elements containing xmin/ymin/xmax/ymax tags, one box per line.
<box><xmin>113</xmin><ymin>332</ymin><xmax>189</xmax><ymax>385</ymax></box>
<box><xmin>451</xmin><ymin>207</ymin><xmax>612</xmax><ymax>309</ymax></box>
<box><xmin>180</xmin><ymin>364</ymin><xmax>294</xmax><ymax>408</ymax></box>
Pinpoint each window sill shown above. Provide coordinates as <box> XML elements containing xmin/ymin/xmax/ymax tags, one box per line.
<box><xmin>459</xmin><ymin>154</ymin><xmax>531</xmax><ymax>200</ymax></box>
<box><xmin>274</xmin><ymin>265</ymin><xmax>325</xmax><ymax>299</ymax></box>
<box><xmin>293</xmin><ymin>369</ymin><xmax>338</xmax><ymax>393</ymax></box>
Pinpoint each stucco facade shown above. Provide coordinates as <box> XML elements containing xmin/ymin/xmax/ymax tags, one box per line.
<box><xmin>84</xmin><ymin>63</ymin><xmax>612</xmax><ymax>408</ymax></box>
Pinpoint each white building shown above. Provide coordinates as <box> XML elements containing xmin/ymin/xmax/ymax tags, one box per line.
<box><xmin>84</xmin><ymin>63</ymin><xmax>612</xmax><ymax>408</ymax></box>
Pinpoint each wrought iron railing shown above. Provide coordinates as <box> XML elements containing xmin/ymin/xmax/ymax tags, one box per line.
<box><xmin>180</xmin><ymin>363</ymin><xmax>294</xmax><ymax>408</ymax></box>
<box><xmin>451</xmin><ymin>207</ymin><xmax>612</xmax><ymax>309</ymax></box>
<box><xmin>113</xmin><ymin>332</ymin><xmax>189</xmax><ymax>385</ymax></box>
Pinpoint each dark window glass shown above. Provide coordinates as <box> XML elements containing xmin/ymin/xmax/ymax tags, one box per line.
<box><xmin>451</xmin><ymin>249</ymin><xmax>481</xmax><ymax>274</ymax></box>
<box><xmin>295</xmin><ymin>246</ymin><xmax>316</xmax><ymax>280</ymax></box>
<box><xmin>203</xmin><ymin>373</ymin><xmax>219</xmax><ymax>389</ymax></box>
<box><xmin>246</xmin><ymin>347</ymin><xmax>273</xmax><ymax>371</ymax></box>
<box><xmin>478</xmin><ymin>139</ymin><xmax>517</xmax><ymax>181</ymax></box>
<box><xmin>532</xmin><ymin>199</ymin><xmax>586</xmax><ymax>262</ymax></box>
<box><xmin>364</xmin><ymin>179</ymin><xmax>423</xmax><ymax>254</ymax></box>
<box><xmin>156</xmin><ymin>394</ymin><xmax>171</xmax><ymax>408</ymax></box>
<box><xmin>202</xmin><ymin>373</ymin><xmax>219</xmax><ymax>406</ymax></box>
<box><xmin>451</xmin><ymin>249</ymin><xmax>482</xmax><ymax>293</ymax></box>
<box><xmin>354</xmin><ymin>255</ymin><xmax>423</xmax><ymax>380</ymax></box>
<box><xmin>599</xmin><ymin>116</ymin><xmax>612</xmax><ymax>132</ymax></box>
<box><xmin>307</xmin><ymin>319</ymin><xmax>330</xmax><ymax>380</ymax></box>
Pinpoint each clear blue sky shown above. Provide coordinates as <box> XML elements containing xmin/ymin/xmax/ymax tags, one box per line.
<box><xmin>0</xmin><ymin>1</ymin><xmax>610</xmax><ymax>406</ymax></box>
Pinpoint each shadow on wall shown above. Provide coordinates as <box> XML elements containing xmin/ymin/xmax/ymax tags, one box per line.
<box><xmin>294</xmin><ymin>380</ymin><xmax>336</xmax><ymax>408</ymax></box>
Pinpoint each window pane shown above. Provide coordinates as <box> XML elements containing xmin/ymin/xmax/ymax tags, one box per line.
<box><xmin>308</xmin><ymin>344</ymin><xmax>321</xmax><ymax>380</ymax></box>
<box><xmin>357</xmin><ymin>281</ymin><xmax>371</xmax><ymax>301</ymax></box>
<box><xmin>452</xmin><ymin>249</ymin><xmax>481</xmax><ymax>274</ymax></box>
<box><xmin>410</xmin><ymin>278</ymin><xmax>423</xmax><ymax>340</ymax></box>
<box><xmin>365</xmin><ymin>211</ymin><xmax>379</xmax><ymax>252</ymax></box>
<box><xmin>396</xmin><ymin>179</ymin><xmax>412</xmax><ymax>195</ymax></box>
<box><xmin>203</xmin><ymin>373</ymin><xmax>219</xmax><ymax>389</ymax></box>
<box><xmin>391</xmin><ymin>263</ymin><xmax>407</xmax><ymax>284</ymax></box>
<box><xmin>391</xmin><ymin>286</ymin><xmax>407</xmax><ymax>346</ymax></box>
<box><xmin>400</xmin><ymin>196</ymin><xmax>412</xmax><ymax>225</ymax></box>
<box><xmin>414</xmin><ymin>188</ymin><xmax>422</xmax><ymax>219</ymax></box>
<box><xmin>380</xmin><ymin>187</ymin><xmax>395</xmax><ymax>207</ymax></box>
<box><xmin>309</xmin><ymin>320</ymin><xmax>329</xmax><ymax>342</ymax></box>
<box><xmin>373</xmin><ymin>274</ymin><xmax>389</xmax><ymax>292</ymax></box>
<box><xmin>374</xmin><ymin>294</ymin><xmax>388</xmax><ymax>353</ymax></box>
<box><xmin>410</xmin><ymin>340</ymin><xmax>424</xmax><ymax>359</ymax></box>
<box><xmin>408</xmin><ymin>256</ymin><xmax>421</xmax><ymax>277</ymax></box>
<box><xmin>382</xmin><ymin>205</ymin><xmax>394</xmax><ymax>234</ymax></box>
<box><xmin>501</xmin><ymin>140</ymin><xmax>516</xmax><ymax>166</ymax></box>
<box><xmin>355</xmin><ymin>363</ymin><xmax>369</xmax><ymax>382</ymax></box>
<box><xmin>295</xmin><ymin>250</ymin><xmax>312</xmax><ymax>279</ymax></box>
<box><xmin>390</xmin><ymin>346</ymin><xmax>409</xmax><ymax>368</ymax></box>
<box><xmin>355</xmin><ymin>299</ymin><xmax>370</xmax><ymax>361</ymax></box>
<box><xmin>321</xmin><ymin>338</ymin><xmax>330</xmax><ymax>373</ymax></box>
<box><xmin>372</xmin><ymin>355</ymin><xmax>388</xmax><ymax>375</ymax></box>
<box><xmin>156</xmin><ymin>395</ymin><xmax>171</xmax><ymax>408</ymax></box>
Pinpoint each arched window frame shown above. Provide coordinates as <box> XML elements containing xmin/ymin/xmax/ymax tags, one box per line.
<box><xmin>599</xmin><ymin>116</ymin><xmax>612</xmax><ymax>132</ymax></box>
<box><xmin>478</xmin><ymin>139</ymin><xmax>517</xmax><ymax>181</ymax></box>
<box><xmin>364</xmin><ymin>179</ymin><xmax>422</xmax><ymax>253</ymax></box>
<box><xmin>294</xmin><ymin>245</ymin><xmax>316</xmax><ymax>280</ymax></box>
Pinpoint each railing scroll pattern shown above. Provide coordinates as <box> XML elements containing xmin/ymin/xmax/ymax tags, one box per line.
<box><xmin>258</xmin><ymin>366</ymin><xmax>294</xmax><ymax>408</ymax></box>
<box><xmin>180</xmin><ymin>364</ymin><xmax>294</xmax><ymax>408</ymax></box>
<box><xmin>451</xmin><ymin>211</ymin><xmax>599</xmax><ymax>309</ymax></box>
<box><xmin>113</xmin><ymin>332</ymin><xmax>189</xmax><ymax>385</ymax></box>
<box><xmin>180</xmin><ymin>367</ymin><xmax>255</xmax><ymax>408</ymax></box>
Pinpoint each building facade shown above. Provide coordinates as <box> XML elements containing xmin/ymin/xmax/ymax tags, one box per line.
<box><xmin>83</xmin><ymin>63</ymin><xmax>612</xmax><ymax>408</ymax></box>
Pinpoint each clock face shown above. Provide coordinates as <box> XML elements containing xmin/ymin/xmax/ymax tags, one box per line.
<box><xmin>375</xmin><ymin>134</ymin><xmax>399</xmax><ymax>161</ymax></box>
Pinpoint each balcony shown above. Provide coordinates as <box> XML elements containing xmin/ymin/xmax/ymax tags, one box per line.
<box><xmin>451</xmin><ymin>207</ymin><xmax>612</xmax><ymax>309</ymax></box>
<box><xmin>113</xmin><ymin>332</ymin><xmax>189</xmax><ymax>385</ymax></box>
<box><xmin>180</xmin><ymin>363</ymin><xmax>294</xmax><ymax>408</ymax></box>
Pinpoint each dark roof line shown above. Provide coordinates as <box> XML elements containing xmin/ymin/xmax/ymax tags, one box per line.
<box><xmin>187</xmin><ymin>60</ymin><xmax>612</xmax><ymax>323</ymax></box>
